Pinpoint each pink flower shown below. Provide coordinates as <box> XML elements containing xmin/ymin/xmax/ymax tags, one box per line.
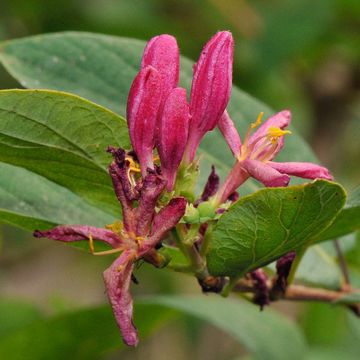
<box><xmin>34</xmin><ymin>148</ymin><xmax>186</xmax><ymax>346</ymax></box>
<box><xmin>216</xmin><ymin>110</ymin><xmax>333</xmax><ymax>203</ymax></box>
<box><xmin>184</xmin><ymin>31</ymin><xmax>234</xmax><ymax>163</ymax></box>
<box><xmin>157</xmin><ymin>87</ymin><xmax>190</xmax><ymax>191</ymax></box>
<box><xmin>127</xmin><ymin>34</ymin><xmax>180</xmax><ymax>176</ymax></box>
<box><xmin>126</xmin><ymin>66</ymin><xmax>163</xmax><ymax>176</ymax></box>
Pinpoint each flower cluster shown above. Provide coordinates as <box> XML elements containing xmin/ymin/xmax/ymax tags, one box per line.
<box><xmin>34</xmin><ymin>31</ymin><xmax>332</xmax><ymax>346</ymax></box>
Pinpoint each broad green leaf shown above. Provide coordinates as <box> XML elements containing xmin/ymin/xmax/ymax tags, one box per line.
<box><xmin>314</xmin><ymin>186</ymin><xmax>360</xmax><ymax>243</ymax></box>
<box><xmin>0</xmin><ymin>302</ymin><xmax>176</xmax><ymax>360</ymax></box>
<box><xmin>0</xmin><ymin>299</ymin><xmax>43</xmax><ymax>336</ymax></box>
<box><xmin>0</xmin><ymin>162</ymin><xmax>114</xmax><ymax>231</ymax></box>
<box><xmin>0</xmin><ymin>32</ymin><xmax>317</xmax><ymax>193</ymax></box>
<box><xmin>207</xmin><ymin>180</ymin><xmax>346</xmax><ymax>277</ymax></box>
<box><xmin>145</xmin><ymin>295</ymin><xmax>306</xmax><ymax>360</ymax></box>
<box><xmin>295</xmin><ymin>245</ymin><xmax>342</xmax><ymax>289</ymax></box>
<box><xmin>0</xmin><ymin>89</ymin><xmax>130</xmax><ymax>222</ymax></box>
<box><xmin>0</xmin><ymin>296</ymin><xmax>306</xmax><ymax>360</ymax></box>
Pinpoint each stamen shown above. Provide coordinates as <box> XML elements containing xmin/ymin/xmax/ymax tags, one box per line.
<box><xmin>267</xmin><ymin>127</ymin><xmax>291</xmax><ymax>144</ymax></box>
<box><xmin>105</xmin><ymin>221</ymin><xmax>124</xmax><ymax>235</ymax></box>
<box><xmin>241</xmin><ymin>112</ymin><xmax>265</xmax><ymax>155</ymax></box>
<box><xmin>126</xmin><ymin>156</ymin><xmax>141</xmax><ymax>172</ymax></box>
<box><xmin>88</xmin><ymin>233</ymin><xmax>95</xmax><ymax>253</ymax></box>
<box><xmin>92</xmin><ymin>247</ymin><xmax>124</xmax><ymax>256</ymax></box>
<box><xmin>251</xmin><ymin>112</ymin><xmax>264</xmax><ymax>129</ymax></box>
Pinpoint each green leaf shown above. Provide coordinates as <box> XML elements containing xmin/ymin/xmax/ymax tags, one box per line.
<box><xmin>314</xmin><ymin>186</ymin><xmax>360</xmax><ymax>243</ymax></box>
<box><xmin>0</xmin><ymin>32</ymin><xmax>317</xmax><ymax>194</ymax></box>
<box><xmin>0</xmin><ymin>299</ymin><xmax>43</xmax><ymax>337</ymax></box>
<box><xmin>144</xmin><ymin>295</ymin><xmax>307</xmax><ymax>360</ymax></box>
<box><xmin>0</xmin><ymin>162</ymin><xmax>114</xmax><ymax>231</ymax></box>
<box><xmin>0</xmin><ymin>296</ymin><xmax>306</xmax><ymax>360</ymax></box>
<box><xmin>0</xmin><ymin>89</ymin><xmax>130</xmax><ymax>228</ymax></box>
<box><xmin>0</xmin><ymin>302</ymin><xmax>176</xmax><ymax>360</ymax></box>
<box><xmin>207</xmin><ymin>180</ymin><xmax>346</xmax><ymax>277</ymax></box>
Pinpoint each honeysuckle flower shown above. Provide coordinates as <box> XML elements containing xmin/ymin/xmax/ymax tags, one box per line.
<box><xmin>34</xmin><ymin>147</ymin><xmax>187</xmax><ymax>346</ymax></box>
<box><xmin>141</xmin><ymin>34</ymin><xmax>179</xmax><ymax>105</ymax></box>
<box><xmin>216</xmin><ymin>110</ymin><xmax>333</xmax><ymax>203</ymax></box>
<box><xmin>126</xmin><ymin>65</ymin><xmax>163</xmax><ymax>176</ymax></box>
<box><xmin>184</xmin><ymin>31</ymin><xmax>234</xmax><ymax>163</ymax></box>
<box><xmin>157</xmin><ymin>87</ymin><xmax>190</xmax><ymax>191</ymax></box>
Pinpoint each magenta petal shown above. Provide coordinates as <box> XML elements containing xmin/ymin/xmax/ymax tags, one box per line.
<box><xmin>33</xmin><ymin>225</ymin><xmax>121</xmax><ymax>248</ymax></box>
<box><xmin>218</xmin><ymin>110</ymin><xmax>242</xmax><ymax>157</ymax></box>
<box><xmin>136</xmin><ymin>171</ymin><xmax>166</xmax><ymax>236</ymax></box>
<box><xmin>268</xmin><ymin>161</ymin><xmax>333</xmax><ymax>180</ymax></box>
<box><xmin>243</xmin><ymin>159</ymin><xmax>290</xmax><ymax>187</ymax></box>
<box><xmin>248</xmin><ymin>110</ymin><xmax>291</xmax><ymax>154</ymax></box>
<box><xmin>158</xmin><ymin>87</ymin><xmax>190</xmax><ymax>191</ymax></box>
<box><xmin>141</xmin><ymin>34</ymin><xmax>179</xmax><ymax>99</ymax></box>
<box><xmin>126</xmin><ymin>66</ymin><xmax>163</xmax><ymax>175</ymax></box>
<box><xmin>198</xmin><ymin>165</ymin><xmax>220</xmax><ymax>203</ymax></box>
<box><xmin>186</xmin><ymin>31</ymin><xmax>234</xmax><ymax>162</ymax></box>
<box><xmin>143</xmin><ymin>197</ymin><xmax>187</xmax><ymax>250</ymax></box>
<box><xmin>103</xmin><ymin>250</ymin><xmax>138</xmax><ymax>346</ymax></box>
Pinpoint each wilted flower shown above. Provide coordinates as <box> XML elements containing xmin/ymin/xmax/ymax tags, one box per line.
<box><xmin>35</xmin><ymin>148</ymin><xmax>186</xmax><ymax>346</ymax></box>
<box><xmin>216</xmin><ymin>110</ymin><xmax>333</xmax><ymax>203</ymax></box>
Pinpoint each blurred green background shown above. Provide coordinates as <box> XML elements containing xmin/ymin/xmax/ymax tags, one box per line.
<box><xmin>0</xmin><ymin>0</ymin><xmax>359</xmax><ymax>359</ymax></box>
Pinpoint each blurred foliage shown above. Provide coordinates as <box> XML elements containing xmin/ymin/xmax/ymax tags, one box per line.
<box><xmin>0</xmin><ymin>0</ymin><xmax>359</xmax><ymax>359</ymax></box>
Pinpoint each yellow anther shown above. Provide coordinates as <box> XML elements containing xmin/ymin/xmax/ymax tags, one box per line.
<box><xmin>267</xmin><ymin>126</ymin><xmax>291</xmax><ymax>143</ymax></box>
<box><xmin>126</xmin><ymin>156</ymin><xmax>141</xmax><ymax>172</ymax></box>
<box><xmin>106</xmin><ymin>220</ymin><xmax>124</xmax><ymax>235</ymax></box>
<box><xmin>88</xmin><ymin>233</ymin><xmax>95</xmax><ymax>254</ymax></box>
<box><xmin>250</xmin><ymin>112</ymin><xmax>264</xmax><ymax>129</ymax></box>
<box><xmin>153</xmin><ymin>156</ymin><xmax>160</xmax><ymax>162</ymax></box>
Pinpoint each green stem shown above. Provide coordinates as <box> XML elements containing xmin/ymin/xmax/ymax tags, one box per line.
<box><xmin>288</xmin><ymin>246</ymin><xmax>308</xmax><ymax>284</ymax></box>
<box><xmin>200</xmin><ymin>222</ymin><xmax>213</xmax><ymax>257</ymax></box>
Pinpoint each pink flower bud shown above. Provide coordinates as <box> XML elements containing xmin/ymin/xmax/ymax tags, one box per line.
<box><xmin>157</xmin><ymin>87</ymin><xmax>190</xmax><ymax>191</ymax></box>
<box><xmin>141</xmin><ymin>34</ymin><xmax>179</xmax><ymax>100</ymax></box>
<box><xmin>126</xmin><ymin>65</ymin><xmax>163</xmax><ymax>175</ymax></box>
<box><xmin>185</xmin><ymin>31</ymin><xmax>234</xmax><ymax>162</ymax></box>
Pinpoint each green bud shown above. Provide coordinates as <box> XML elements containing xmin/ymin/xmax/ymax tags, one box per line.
<box><xmin>183</xmin><ymin>204</ymin><xmax>200</xmax><ymax>224</ymax></box>
<box><xmin>198</xmin><ymin>201</ymin><xmax>217</xmax><ymax>222</ymax></box>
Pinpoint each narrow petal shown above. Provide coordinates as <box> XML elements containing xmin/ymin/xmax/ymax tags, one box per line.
<box><xmin>215</xmin><ymin>161</ymin><xmax>249</xmax><ymax>204</ymax></box>
<box><xmin>243</xmin><ymin>159</ymin><xmax>290</xmax><ymax>187</ymax></box>
<box><xmin>248</xmin><ymin>110</ymin><xmax>291</xmax><ymax>159</ymax></box>
<box><xmin>157</xmin><ymin>87</ymin><xmax>190</xmax><ymax>191</ymax></box>
<box><xmin>34</xmin><ymin>225</ymin><xmax>120</xmax><ymax>248</ymax></box>
<box><xmin>198</xmin><ymin>165</ymin><xmax>220</xmax><ymax>203</ymax></box>
<box><xmin>268</xmin><ymin>161</ymin><xmax>333</xmax><ymax>180</ymax></box>
<box><xmin>136</xmin><ymin>170</ymin><xmax>166</xmax><ymax>236</ymax></box>
<box><xmin>143</xmin><ymin>197</ymin><xmax>187</xmax><ymax>250</ymax></box>
<box><xmin>141</xmin><ymin>34</ymin><xmax>179</xmax><ymax>99</ymax></box>
<box><xmin>185</xmin><ymin>31</ymin><xmax>234</xmax><ymax>162</ymax></box>
<box><xmin>103</xmin><ymin>250</ymin><xmax>138</xmax><ymax>346</ymax></box>
<box><xmin>218</xmin><ymin>110</ymin><xmax>241</xmax><ymax>157</ymax></box>
<box><xmin>126</xmin><ymin>66</ymin><xmax>163</xmax><ymax>175</ymax></box>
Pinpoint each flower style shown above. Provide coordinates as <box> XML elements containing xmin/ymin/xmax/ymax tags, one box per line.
<box><xmin>216</xmin><ymin>110</ymin><xmax>333</xmax><ymax>203</ymax></box>
<box><xmin>35</xmin><ymin>148</ymin><xmax>187</xmax><ymax>346</ymax></box>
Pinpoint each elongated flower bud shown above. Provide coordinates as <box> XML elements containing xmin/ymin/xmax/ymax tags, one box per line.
<box><xmin>126</xmin><ymin>65</ymin><xmax>163</xmax><ymax>176</ymax></box>
<box><xmin>141</xmin><ymin>34</ymin><xmax>179</xmax><ymax>101</ymax></box>
<box><xmin>158</xmin><ymin>87</ymin><xmax>190</xmax><ymax>191</ymax></box>
<box><xmin>185</xmin><ymin>31</ymin><xmax>234</xmax><ymax>162</ymax></box>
